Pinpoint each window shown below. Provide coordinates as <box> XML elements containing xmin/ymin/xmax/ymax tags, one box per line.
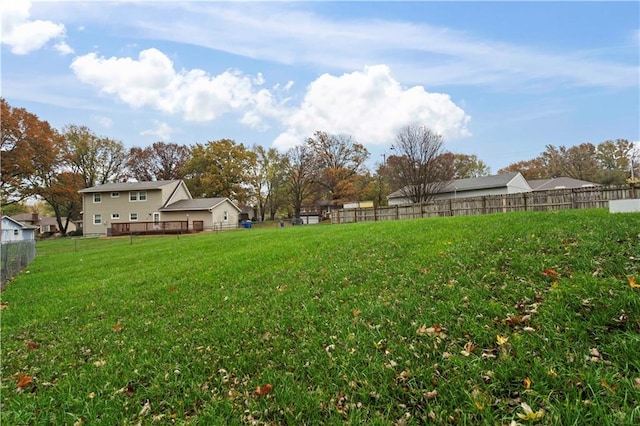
<box><xmin>130</xmin><ymin>213</ymin><xmax>138</xmax><ymax>221</ymax></box>
<box><xmin>111</xmin><ymin>213</ymin><xmax>120</xmax><ymax>220</ymax></box>
<box><xmin>129</xmin><ymin>191</ymin><xmax>147</xmax><ymax>202</ymax></box>
<box><xmin>94</xmin><ymin>193</ymin><xmax>102</xmax><ymax>203</ymax></box>
<box><xmin>111</xmin><ymin>192</ymin><xmax>120</xmax><ymax>198</ymax></box>
<box><xmin>93</xmin><ymin>214</ymin><xmax>102</xmax><ymax>225</ymax></box>
<box><xmin>153</xmin><ymin>213</ymin><xmax>160</xmax><ymax>223</ymax></box>
<box><xmin>223</xmin><ymin>211</ymin><xmax>228</xmax><ymax>221</ymax></box>
<box><xmin>14</xmin><ymin>229</ymin><xmax>19</xmax><ymax>236</ymax></box>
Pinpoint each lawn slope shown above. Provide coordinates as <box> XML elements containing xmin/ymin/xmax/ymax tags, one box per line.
<box><xmin>1</xmin><ymin>209</ymin><xmax>639</xmax><ymax>425</ymax></box>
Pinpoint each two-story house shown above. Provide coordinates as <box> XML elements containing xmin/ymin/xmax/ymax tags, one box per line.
<box><xmin>78</xmin><ymin>180</ymin><xmax>241</xmax><ymax>236</ymax></box>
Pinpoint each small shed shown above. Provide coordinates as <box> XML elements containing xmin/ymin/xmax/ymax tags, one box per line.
<box><xmin>1</xmin><ymin>216</ymin><xmax>36</xmax><ymax>243</ymax></box>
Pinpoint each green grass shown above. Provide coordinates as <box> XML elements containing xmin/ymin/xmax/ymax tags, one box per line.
<box><xmin>1</xmin><ymin>209</ymin><xmax>639</xmax><ymax>425</ymax></box>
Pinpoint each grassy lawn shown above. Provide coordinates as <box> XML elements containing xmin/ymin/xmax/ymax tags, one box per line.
<box><xmin>1</xmin><ymin>209</ymin><xmax>639</xmax><ymax>425</ymax></box>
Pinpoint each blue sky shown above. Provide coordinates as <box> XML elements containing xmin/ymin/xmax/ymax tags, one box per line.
<box><xmin>2</xmin><ymin>1</ymin><xmax>639</xmax><ymax>173</ymax></box>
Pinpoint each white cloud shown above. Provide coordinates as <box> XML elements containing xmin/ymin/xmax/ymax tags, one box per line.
<box><xmin>71</xmin><ymin>48</ymin><xmax>470</xmax><ymax>151</ymax></box>
<box><xmin>273</xmin><ymin>65</ymin><xmax>471</xmax><ymax>150</ymax></box>
<box><xmin>1</xmin><ymin>0</ymin><xmax>66</xmax><ymax>54</ymax></box>
<box><xmin>70</xmin><ymin>48</ymin><xmax>281</xmax><ymax>124</ymax></box>
<box><xmin>141</xmin><ymin>121</ymin><xmax>174</xmax><ymax>141</ymax></box>
<box><xmin>54</xmin><ymin>41</ymin><xmax>74</xmax><ymax>55</ymax></box>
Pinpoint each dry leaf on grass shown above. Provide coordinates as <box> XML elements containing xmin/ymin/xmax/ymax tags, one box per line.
<box><xmin>517</xmin><ymin>402</ymin><xmax>544</xmax><ymax>421</ymax></box>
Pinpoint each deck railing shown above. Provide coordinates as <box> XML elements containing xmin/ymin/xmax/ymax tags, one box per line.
<box><xmin>110</xmin><ymin>221</ymin><xmax>189</xmax><ymax>236</ymax></box>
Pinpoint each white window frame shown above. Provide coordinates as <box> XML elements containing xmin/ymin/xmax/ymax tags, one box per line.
<box><xmin>223</xmin><ymin>211</ymin><xmax>228</xmax><ymax>221</ymax></box>
<box><xmin>111</xmin><ymin>192</ymin><xmax>120</xmax><ymax>198</ymax></box>
<box><xmin>130</xmin><ymin>213</ymin><xmax>138</xmax><ymax>221</ymax></box>
<box><xmin>93</xmin><ymin>193</ymin><xmax>102</xmax><ymax>203</ymax></box>
<box><xmin>93</xmin><ymin>214</ymin><xmax>102</xmax><ymax>225</ymax></box>
<box><xmin>129</xmin><ymin>191</ymin><xmax>147</xmax><ymax>202</ymax></box>
<box><xmin>111</xmin><ymin>213</ymin><xmax>120</xmax><ymax>220</ymax></box>
<box><xmin>153</xmin><ymin>213</ymin><xmax>160</xmax><ymax>223</ymax></box>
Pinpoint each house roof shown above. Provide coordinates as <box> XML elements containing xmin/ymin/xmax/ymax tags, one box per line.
<box><xmin>528</xmin><ymin>177</ymin><xmax>600</xmax><ymax>191</ymax></box>
<box><xmin>388</xmin><ymin>172</ymin><xmax>523</xmax><ymax>199</ymax></box>
<box><xmin>78</xmin><ymin>180</ymin><xmax>181</xmax><ymax>193</ymax></box>
<box><xmin>159</xmin><ymin>198</ymin><xmax>240</xmax><ymax>212</ymax></box>
<box><xmin>2</xmin><ymin>216</ymin><xmax>37</xmax><ymax>229</ymax></box>
<box><xmin>10</xmin><ymin>213</ymin><xmax>37</xmax><ymax>223</ymax></box>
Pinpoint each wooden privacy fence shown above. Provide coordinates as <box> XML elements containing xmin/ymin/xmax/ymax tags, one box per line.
<box><xmin>331</xmin><ymin>185</ymin><xmax>634</xmax><ymax>224</ymax></box>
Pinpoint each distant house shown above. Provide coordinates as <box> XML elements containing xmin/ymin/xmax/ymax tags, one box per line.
<box><xmin>528</xmin><ymin>177</ymin><xmax>600</xmax><ymax>191</ymax></box>
<box><xmin>1</xmin><ymin>216</ymin><xmax>36</xmax><ymax>243</ymax></box>
<box><xmin>9</xmin><ymin>213</ymin><xmax>77</xmax><ymax>235</ymax></box>
<box><xmin>78</xmin><ymin>180</ymin><xmax>240</xmax><ymax>236</ymax></box>
<box><xmin>388</xmin><ymin>172</ymin><xmax>531</xmax><ymax>205</ymax></box>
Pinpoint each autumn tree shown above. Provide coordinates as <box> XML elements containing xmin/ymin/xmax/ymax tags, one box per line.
<box><xmin>387</xmin><ymin>124</ymin><xmax>454</xmax><ymax>203</ymax></box>
<box><xmin>306</xmin><ymin>131</ymin><xmax>370</xmax><ymax>205</ymax></box>
<box><xmin>126</xmin><ymin>142</ymin><xmax>190</xmax><ymax>181</ymax></box>
<box><xmin>498</xmin><ymin>158</ymin><xmax>547</xmax><ymax>180</ymax></box>
<box><xmin>64</xmin><ymin>124</ymin><xmax>128</xmax><ymax>187</ymax></box>
<box><xmin>596</xmin><ymin>139</ymin><xmax>634</xmax><ymax>185</ymax></box>
<box><xmin>285</xmin><ymin>144</ymin><xmax>316</xmax><ymax>218</ymax></box>
<box><xmin>1</xmin><ymin>98</ymin><xmax>58</xmax><ymax>205</ymax></box>
<box><xmin>451</xmin><ymin>153</ymin><xmax>491</xmax><ymax>179</ymax></box>
<box><xmin>183</xmin><ymin>139</ymin><xmax>256</xmax><ymax>203</ymax></box>
<box><xmin>248</xmin><ymin>146</ymin><xmax>289</xmax><ymax>221</ymax></box>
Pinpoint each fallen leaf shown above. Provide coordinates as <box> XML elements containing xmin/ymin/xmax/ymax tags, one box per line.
<box><xmin>424</xmin><ymin>389</ymin><xmax>438</xmax><ymax>399</ymax></box>
<box><xmin>629</xmin><ymin>276</ymin><xmax>640</xmax><ymax>289</ymax></box>
<box><xmin>517</xmin><ymin>402</ymin><xmax>544</xmax><ymax>421</ymax></box>
<box><xmin>634</xmin><ymin>378</ymin><xmax>640</xmax><ymax>389</ymax></box>
<box><xmin>26</xmin><ymin>341</ymin><xmax>40</xmax><ymax>350</ymax></box>
<box><xmin>88</xmin><ymin>392</ymin><xmax>96</xmax><ymax>399</ymax></box>
<box><xmin>112</xmin><ymin>324</ymin><xmax>123</xmax><ymax>332</ymax></box>
<box><xmin>523</xmin><ymin>377</ymin><xmax>531</xmax><ymax>389</ymax></box>
<box><xmin>93</xmin><ymin>359</ymin><xmax>106</xmax><ymax>367</ymax></box>
<box><xmin>16</xmin><ymin>373</ymin><xmax>33</xmax><ymax>388</ymax></box>
<box><xmin>496</xmin><ymin>335</ymin><xmax>509</xmax><ymax>346</ymax></box>
<box><xmin>167</xmin><ymin>286</ymin><xmax>177</xmax><ymax>292</ymax></box>
<box><xmin>352</xmin><ymin>309</ymin><xmax>361</xmax><ymax>317</ymax></box>
<box><xmin>255</xmin><ymin>383</ymin><xmax>272</xmax><ymax>396</ymax></box>
<box><xmin>139</xmin><ymin>400</ymin><xmax>151</xmax><ymax>417</ymax></box>
<box><xmin>0</xmin><ymin>303</ymin><xmax>8</xmax><ymax>310</ymax></box>
<box><xmin>542</xmin><ymin>268</ymin><xmax>559</xmax><ymax>278</ymax></box>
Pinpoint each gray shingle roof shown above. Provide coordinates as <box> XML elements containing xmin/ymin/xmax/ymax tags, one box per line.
<box><xmin>528</xmin><ymin>177</ymin><xmax>599</xmax><ymax>191</ymax></box>
<box><xmin>388</xmin><ymin>172</ymin><xmax>522</xmax><ymax>198</ymax></box>
<box><xmin>160</xmin><ymin>198</ymin><xmax>234</xmax><ymax>211</ymax></box>
<box><xmin>78</xmin><ymin>180</ymin><xmax>180</xmax><ymax>193</ymax></box>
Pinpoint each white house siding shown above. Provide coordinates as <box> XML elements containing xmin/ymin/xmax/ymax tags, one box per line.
<box><xmin>1</xmin><ymin>217</ymin><xmax>36</xmax><ymax>242</ymax></box>
<box><xmin>506</xmin><ymin>174</ymin><xmax>532</xmax><ymax>194</ymax></box>
<box><xmin>162</xmin><ymin>182</ymin><xmax>192</xmax><ymax>206</ymax></box>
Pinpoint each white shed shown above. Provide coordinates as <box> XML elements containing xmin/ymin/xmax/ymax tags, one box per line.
<box><xmin>1</xmin><ymin>216</ymin><xmax>36</xmax><ymax>243</ymax></box>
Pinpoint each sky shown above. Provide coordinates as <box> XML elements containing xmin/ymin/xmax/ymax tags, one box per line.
<box><xmin>2</xmin><ymin>0</ymin><xmax>639</xmax><ymax>173</ymax></box>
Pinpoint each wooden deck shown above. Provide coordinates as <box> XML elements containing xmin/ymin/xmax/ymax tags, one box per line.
<box><xmin>109</xmin><ymin>221</ymin><xmax>202</xmax><ymax>236</ymax></box>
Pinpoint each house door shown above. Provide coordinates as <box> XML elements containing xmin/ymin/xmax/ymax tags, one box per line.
<box><xmin>153</xmin><ymin>213</ymin><xmax>160</xmax><ymax>223</ymax></box>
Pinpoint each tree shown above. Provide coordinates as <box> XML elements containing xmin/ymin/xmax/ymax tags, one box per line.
<box><xmin>64</xmin><ymin>124</ymin><xmax>128</xmax><ymax>187</ymax></box>
<box><xmin>1</xmin><ymin>98</ymin><xmax>59</xmax><ymax>205</ymax></box>
<box><xmin>306</xmin><ymin>131</ymin><xmax>370</xmax><ymax>205</ymax></box>
<box><xmin>248</xmin><ymin>146</ymin><xmax>289</xmax><ymax>221</ymax></box>
<box><xmin>451</xmin><ymin>153</ymin><xmax>491</xmax><ymax>179</ymax></box>
<box><xmin>497</xmin><ymin>158</ymin><xmax>547</xmax><ymax>180</ymax></box>
<box><xmin>126</xmin><ymin>142</ymin><xmax>190</xmax><ymax>181</ymax></box>
<box><xmin>36</xmin><ymin>171</ymin><xmax>84</xmax><ymax>234</ymax></box>
<box><xmin>183</xmin><ymin>139</ymin><xmax>255</xmax><ymax>202</ymax></box>
<box><xmin>596</xmin><ymin>139</ymin><xmax>634</xmax><ymax>185</ymax></box>
<box><xmin>285</xmin><ymin>144</ymin><xmax>316</xmax><ymax>218</ymax></box>
<box><xmin>387</xmin><ymin>124</ymin><xmax>454</xmax><ymax>203</ymax></box>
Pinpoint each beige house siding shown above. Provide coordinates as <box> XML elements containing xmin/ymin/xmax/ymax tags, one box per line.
<box><xmin>80</xmin><ymin>181</ymin><xmax>240</xmax><ymax>235</ymax></box>
<box><xmin>160</xmin><ymin>200</ymin><xmax>240</xmax><ymax>230</ymax></box>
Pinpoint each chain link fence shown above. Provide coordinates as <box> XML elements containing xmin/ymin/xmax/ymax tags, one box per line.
<box><xmin>1</xmin><ymin>241</ymin><xmax>36</xmax><ymax>290</ymax></box>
